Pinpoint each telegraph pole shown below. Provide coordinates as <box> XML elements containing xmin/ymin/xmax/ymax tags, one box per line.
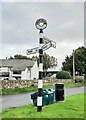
<box><xmin>73</xmin><ymin>50</ymin><xmax>75</xmax><ymax>81</ymax></box>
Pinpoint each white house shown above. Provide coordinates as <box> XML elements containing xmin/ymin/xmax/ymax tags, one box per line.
<box><xmin>0</xmin><ymin>59</ymin><xmax>39</xmax><ymax>80</ymax></box>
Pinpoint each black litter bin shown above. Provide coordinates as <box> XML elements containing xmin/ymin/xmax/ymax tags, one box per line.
<box><xmin>55</xmin><ymin>83</ymin><xmax>64</xmax><ymax>102</ymax></box>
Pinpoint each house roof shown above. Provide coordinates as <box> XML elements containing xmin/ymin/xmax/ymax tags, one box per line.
<box><xmin>0</xmin><ymin>59</ymin><xmax>35</xmax><ymax>71</ymax></box>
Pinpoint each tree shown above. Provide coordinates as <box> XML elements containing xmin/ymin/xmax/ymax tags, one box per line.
<box><xmin>32</xmin><ymin>53</ymin><xmax>57</xmax><ymax>74</ymax></box>
<box><xmin>32</xmin><ymin>55</ymin><xmax>39</xmax><ymax>63</ymax></box>
<box><xmin>43</xmin><ymin>53</ymin><xmax>57</xmax><ymax>71</ymax></box>
<box><xmin>14</xmin><ymin>54</ymin><xmax>29</xmax><ymax>59</ymax></box>
<box><xmin>62</xmin><ymin>47</ymin><xmax>86</xmax><ymax>76</ymax></box>
<box><xmin>9</xmin><ymin>54</ymin><xmax>32</xmax><ymax>60</ymax></box>
<box><xmin>74</xmin><ymin>47</ymin><xmax>86</xmax><ymax>75</ymax></box>
<box><xmin>8</xmin><ymin>56</ymin><xmax>14</xmax><ymax>59</ymax></box>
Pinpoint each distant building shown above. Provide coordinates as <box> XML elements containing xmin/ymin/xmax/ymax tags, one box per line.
<box><xmin>0</xmin><ymin>59</ymin><xmax>39</xmax><ymax>80</ymax></box>
<box><xmin>46</xmin><ymin>67</ymin><xmax>58</xmax><ymax>76</ymax></box>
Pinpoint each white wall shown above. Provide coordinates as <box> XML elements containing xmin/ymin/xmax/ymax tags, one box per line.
<box><xmin>0</xmin><ymin>67</ymin><xmax>13</xmax><ymax>77</ymax></box>
<box><xmin>21</xmin><ymin>68</ymin><xmax>30</xmax><ymax>80</ymax></box>
<box><xmin>0</xmin><ymin>67</ymin><xmax>9</xmax><ymax>72</ymax></box>
<box><xmin>31</xmin><ymin>61</ymin><xmax>39</xmax><ymax>80</ymax></box>
<box><xmin>0</xmin><ymin>61</ymin><xmax>39</xmax><ymax>80</ymax></box>
<box><xmin>21</xmin><ymin>61</ymin><xmax>38</xmax><ymax>80</ymax></box>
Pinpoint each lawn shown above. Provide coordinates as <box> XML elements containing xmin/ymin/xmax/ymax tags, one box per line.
<box><xmin>2</xmin><ymin>94</ymin><xmax>85</xmax><ymax>119</ymax></box>
<box><xmin>1</xmin><ymin>82</ymin><xmax>85</xmax><ymax>95</ymax></box>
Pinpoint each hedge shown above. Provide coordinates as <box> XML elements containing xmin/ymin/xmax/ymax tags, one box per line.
<box><xmin>56</xmin><ymin>71</ymin><xmax>71</xmax><ymax>79</ymax></box>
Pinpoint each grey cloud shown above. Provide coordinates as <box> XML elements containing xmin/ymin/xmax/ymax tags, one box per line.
<box><xmin>1</xmin><ymin>0</ymin><xmax>85</xmax><ymax>2</ymax></box>
<box><xmin>1</xmin><ymin>2</ymin><xmax>84</xmax><ymax>69</ymax></box>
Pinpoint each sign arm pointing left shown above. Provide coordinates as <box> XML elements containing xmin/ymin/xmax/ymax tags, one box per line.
<box><xmin>27</xmin><ymin>47</ymin><xmax>39</xmax><ymax>55</ymax></box>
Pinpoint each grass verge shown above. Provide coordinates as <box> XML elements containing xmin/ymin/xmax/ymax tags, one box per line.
<box><xmin>2</xmin><ymin>94</ymin><xmax>85</xmax><ymax>118</ymax></box>
<box><xmin>1</xmin><ymin>82</ymin><xmax>85</xmax><ymax>95</ymax></box>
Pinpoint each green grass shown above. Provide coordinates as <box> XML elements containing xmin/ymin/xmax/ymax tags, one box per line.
<box><xmin>2</xmin><ymin>94</ymin><xmax>85</xmax><ymax>119</ymax></box>
<box><xmin>1</xmin><ymin>86</ymin><xmax>38</xmax><ymax>95</ymax></box>
<box><xmin>65</xmin><ymin>82</ymin><xmax>85</xmax><ymax>88</ymax></box>
<box><xmin>1</xmin><ymin>82</ymin><xmax>85</xmax><ymax>95</ymax></box>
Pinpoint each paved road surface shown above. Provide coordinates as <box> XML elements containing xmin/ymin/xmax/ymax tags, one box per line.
<box><xmin>1</xmin><ymin>86</ymin><xmax>86</xmax><ymax>111</ymax></box>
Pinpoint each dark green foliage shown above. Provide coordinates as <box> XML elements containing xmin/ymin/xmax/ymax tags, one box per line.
<box><xmin>56</xmin><ymin>71</ymin><xmax>71</xmax><ymax>79</ymax></box>
<box><xmin>62</xmin><ymin>47</ymin><xmax>86</xmax><ymax>76</ymax></box>
<box><xmin>9</xmin><ymin>54</ymin><xmax>32</xmax><ymax>60</ymax></box>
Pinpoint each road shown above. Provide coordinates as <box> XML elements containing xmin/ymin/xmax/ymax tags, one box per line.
<box><xmin>1</xmin><ymin>86</ymin><xmax>86</xmax><ymax>111</ymax></box>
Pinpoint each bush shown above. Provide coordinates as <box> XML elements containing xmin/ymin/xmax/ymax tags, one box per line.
<box><xmin>56</xmin><ymin>71</ymin><xmax>71</xmax><ymax>79</ymax></box>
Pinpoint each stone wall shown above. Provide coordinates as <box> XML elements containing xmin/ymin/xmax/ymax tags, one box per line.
<box><xmin>34</xmin><ymin>79</ymin><xmax>74</xmax><ymax>86</ymax></box>
<box><xmin>0</xmin><ymin>79</ymin><xmax>74</xmax><ymax>89</ymax></box>
<box><xmin>1</xmin><ymin>80</ymin><xmax>33</xmax><ymax>89</ymax></box>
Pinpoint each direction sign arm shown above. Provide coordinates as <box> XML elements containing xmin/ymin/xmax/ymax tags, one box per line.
<box><xmin>26</xmin><ymin>47</ymin><xmax>39</xmax><ymax>55</ymax></box>
<box><xmin>43</xmin><ymin>36</ymin><xmax>56</xmax><ymax>48</ymax></box>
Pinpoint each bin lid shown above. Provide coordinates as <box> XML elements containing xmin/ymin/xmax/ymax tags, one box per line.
<box><xmin>47</xmin><ymin>91</ymin><xmax>53</xmax><ymax>95</ymax></box>
<box><xmin>31</xmin><ymin>92</ymin><xmax>38</xmax><ymax>99</ymax></box>
<box><xmin>44</xmin><ymin>90</ymin><xmax>53</xmax><ymax>95</ymax></box>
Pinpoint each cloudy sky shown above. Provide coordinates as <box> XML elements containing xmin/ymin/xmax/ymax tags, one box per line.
<box><xmin>0</xmin><ymin>1</ymin><xmax>84</xmax><ymax>70</ymax></box>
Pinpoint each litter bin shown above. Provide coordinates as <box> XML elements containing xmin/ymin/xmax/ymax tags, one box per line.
<box><xmin>31</xmin><ymin>90</ymin><xmax>49</xmax><ymax>106</ymax></box>
<box><xmin>48</xmin><ymin>88</ymin><xmax>55</xmax><ymax>92</ymax></box>
<box><xmin>31</xmin><ymin>92</ymin><xmax>38</xmax><ymax>106</ymax></box>
<box><xmin>47</xmin><ymin>88</ymin><xmax>55</xmax><ymax>103</ymax></box>
<box><xmin>55</xmin><ymin>83</ymin><xmax>64</xmax><ymax>102</ymax></box>
<box><xmin>31</xmin><ymin>89</ymin><xmax>55</xmax><ymax>106</ymax></box>
<box><xmin>44</xmin><ymin>89</ymin><xmax>54</xmax><ymax>104</ymax></box>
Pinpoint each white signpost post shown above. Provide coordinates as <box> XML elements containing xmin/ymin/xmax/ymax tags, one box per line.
<box><xmin>26</xmin><ymin>18</ymin><xmax>56</xmax><ymax>112</ymax></box>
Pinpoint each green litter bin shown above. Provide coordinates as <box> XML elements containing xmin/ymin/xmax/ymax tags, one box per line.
<box><xmin>31</xmin><ymin>92</ymin><xmax>38</xmax><ymax>106</ymax></box>
<box><xmin>31</xmin><ymin>92</ymin><xmax>38</xmax><ymax>99</ymax></box>
<box><xmin>42</xmin><ymin>94</ymin><xmax>49</xmax><ymax>106</ymax></box>
<box><xmin>46</xmin><ymin>90</ymin><xmax>54</xmax><ymax>104</ymax></box>
<box><xmin>32</xmin><ymin>95</ymin><xmax>49</xmax><ymax>106</ymax></box>
<box><xmin>48</xmin><ymin>88</ymin><xmax>55</xmax><ymax>92</ymax></box>
<box><xmin>31</xmin><ymin>89</ymin><xmax>55</xmax><ymax>106</ymax></box>
<box><xmin>33</xmin><ymin>98</ymin><xmax>37</xmax><ymax>106</ymax></box>
<box><xmin>47</xmin><ymin>88</ymin><xmax>55</xmax><ymax>103</ymax></box>
<box><xmin>31</xmin><ymin>90</ymin><xmax>49</xmax><ymax>106</ymax></box>
<box><xmin>42</xmin><ymin>89</ymin><xmax>54</xmax><ymax>104</ymax></box>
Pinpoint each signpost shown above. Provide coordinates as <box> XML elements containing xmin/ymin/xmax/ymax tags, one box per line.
<box><xmin>27</xmin><ymin>47</ymin><xmax>39</xmax><ymax>55</ymax></box>
<box><xmin>43</xmin><ymin>36</ymin><xmax>56</xmax><ymax>48</ymax></box>
<box><xmin>26</xmin><ymin>18</ymin><xmax>56</xmax><ymax>112</ymax></box>
<box><xmin>42</xmin><ymin>41</ymin><xmax>52</xmax><ymax>51</ymax></box>
<box><xmin>26</xmin><ymin>36</ymin><xmax>56</xmax><ymax>54</ymax></box>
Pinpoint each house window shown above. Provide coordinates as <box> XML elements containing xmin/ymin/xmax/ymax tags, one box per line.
<box><xmin>13</xmin><ymin>71</ymin><xmax>21</xmax><ymax>74</ymax></box>
<box><xmin>0</xmin><ymin>72</ymin><xmax>9</xmax><ymax>77</ymax></box>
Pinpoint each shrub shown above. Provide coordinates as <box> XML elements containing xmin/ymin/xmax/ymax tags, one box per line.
<box><xmin>56</xmin><ymin>71</ymin><xmax>71</xmax><ymax>79</ymax></box>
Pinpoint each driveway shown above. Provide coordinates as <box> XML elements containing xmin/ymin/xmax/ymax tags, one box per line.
<box><xmin>1</xmin><ymin>86</ymin><xmax>86</xmax><ymax>111</ymax></box>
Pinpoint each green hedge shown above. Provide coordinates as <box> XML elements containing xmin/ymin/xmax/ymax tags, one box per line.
<box><xmin>56</xmin><ymin>71</ymin><xmax>71</xmax><ymax>79</ymax></box>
